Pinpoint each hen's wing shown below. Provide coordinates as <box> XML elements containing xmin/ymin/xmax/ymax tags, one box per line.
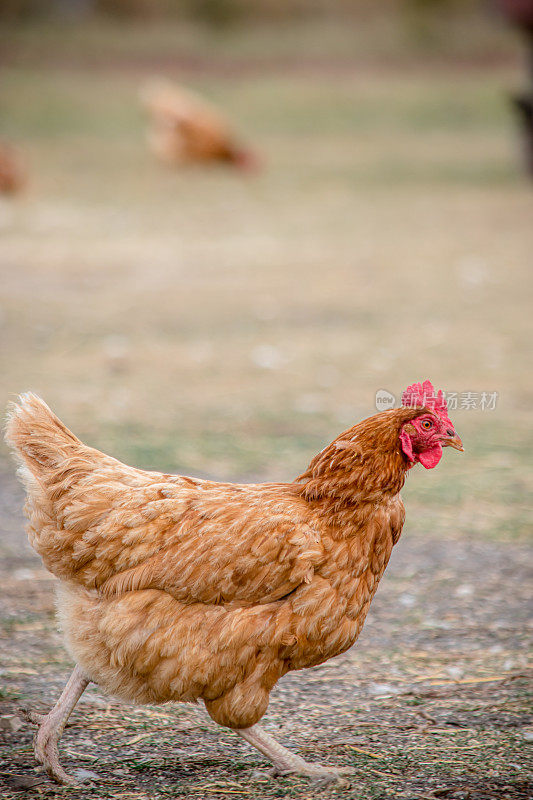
<box><xmin>6</xmin><ymin>394</ymin><xmax>323</xmax><ymax>605</ymax></box>
<box><xmin>97</xmin><ymin>481</ymin><xmax>323</xmax><ymax>605</ymax></box>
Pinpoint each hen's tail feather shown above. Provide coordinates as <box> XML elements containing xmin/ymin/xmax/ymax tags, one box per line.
<box><xmin>4</xmin><ymin>394</ymin><xmax>144</xmax><ymax>584</ymax></box>
<box><xmin>5</xmin><ymin>393</ymin><xmax>87</xmax><ymax>488</ymax></box>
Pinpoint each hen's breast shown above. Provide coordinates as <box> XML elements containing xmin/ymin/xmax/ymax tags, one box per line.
<box><xmin>284</xmin><ymin>494</ymin><xmax>405</xmax><ymax>670</ymax></box>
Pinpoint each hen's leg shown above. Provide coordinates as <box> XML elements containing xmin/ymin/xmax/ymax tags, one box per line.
<box><xmin>23</xmin><ymin>665</ymin><xmax>90</xmax><ymax>786</ymax></box>
<box><xmin>237</xmin><ymin>724</ymin><xmax>348</xmax><ymax>784</ymax></box>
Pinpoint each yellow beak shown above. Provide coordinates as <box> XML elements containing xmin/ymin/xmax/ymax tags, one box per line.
<box><xmin>442</xmin><ymin>433</ymin><xmax>464</xmax><ymax>452</ymax></box>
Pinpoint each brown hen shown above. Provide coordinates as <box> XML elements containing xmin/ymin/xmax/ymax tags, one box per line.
<box><xmin>0</xmin><ymin>141</ymin><xmax>26</xmax><ymax>194</ymax></box>
<box><xmin>140</xmin><ymin>79</ymin><xmax>257</xmax><ymax>169</ymax></box>
<box><xmin>5</xmin><ymin>382</ymin><xmax>462</xmax><ymax>786</ymax></box>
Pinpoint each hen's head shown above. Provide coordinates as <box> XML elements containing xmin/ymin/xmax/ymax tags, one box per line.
<box><xmin>399</xmin><ymin>380</ymin><xmax>463</xmax><ymax>469</ymax></box>
<box><xmin>230</xmin><ymin>146</ymin><xmax>262</xmax><ymax>172</ymax></box>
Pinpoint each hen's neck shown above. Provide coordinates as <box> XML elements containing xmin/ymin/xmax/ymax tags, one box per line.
<box><xmin>296</xmin><ymin>408</ymin><xmax>417</xmax><ymax>511</ymax></box>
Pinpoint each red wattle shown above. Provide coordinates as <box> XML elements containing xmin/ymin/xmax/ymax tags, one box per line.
<box><xmin>417</xmin><ymin>444</ymin><xmax>443</xmax><ymax>469</ymax></box>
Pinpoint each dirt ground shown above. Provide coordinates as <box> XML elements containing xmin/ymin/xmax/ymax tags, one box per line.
<box><xmin>0</xmin><ymin>13</ymin><xmax>532</xmax><ymax>800</ymax></box>
<box><xmin>0</xmin><ymin>464</ymin><xmax>531</xmax><ymax>800</ymax></box>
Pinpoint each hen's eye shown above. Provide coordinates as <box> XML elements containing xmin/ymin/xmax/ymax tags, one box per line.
<box><xmin>421</xmin><ymin>419</ymin><xmax>433</xmax><ymax>430</ymax></box>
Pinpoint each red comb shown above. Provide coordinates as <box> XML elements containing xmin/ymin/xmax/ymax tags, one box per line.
<box><xmin>401</xmin><ymin>380</ymin><xmax>452</xmax><ymax>426</ymax></box>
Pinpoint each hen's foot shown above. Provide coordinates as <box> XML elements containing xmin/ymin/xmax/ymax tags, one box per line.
<box><xmin>32</xmin><ymin>716</ymin><xmax>79</xmax><ymax>786</ymax></box>
<box><xmin>23</xmin><ymin>665</ymin><xmax>90</xmax><ymax>786</ymax></box>
<box><xmin>237</xmin><ymin>724</ymin><xmax>351</xmax><ymax>786</ymax></box>
<box><xmin>29</xmin><ymin>716</ymin><xmax>100</xmax><ymax>786</ymax></box>
<box><xmin>20</xmin><ymin>708</ymin><xmax>46</xmax><ymax>726</ymax></box>
<box><xmin>271</xmin><ymin>763</ymin><xmax>351</xmax><ymax>786</ymax></box>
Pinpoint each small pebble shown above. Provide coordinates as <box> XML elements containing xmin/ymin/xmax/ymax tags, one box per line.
<box><xmin>0</xmin><ymin>715</ymin><xmax>24</xmax><ymax>734</ymax></box>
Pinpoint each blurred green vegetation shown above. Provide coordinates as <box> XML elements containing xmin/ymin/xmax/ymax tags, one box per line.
<box><xmin>0</xmin><ymin>1</ymin><xmax>516</xmax><ymax>65</ymax></box>
<box><xmin>0</xmin><ymin>0</ymin><xmax>499</xmax><ymax>24</ymax></box>
<box><xmin>0</xmin><ymin>14</ymin><xmax>531</xmax><ymax>546</ymax></box>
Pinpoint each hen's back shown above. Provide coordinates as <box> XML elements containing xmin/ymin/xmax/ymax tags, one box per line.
<box><xmin>5</xmin><ymin>394</ymin><xmax>323</xmax><ymax>605</ymax></box>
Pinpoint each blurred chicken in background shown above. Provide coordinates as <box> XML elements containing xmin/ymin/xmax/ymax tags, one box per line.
<box><xmin>0</xmin><ymin>140</ymin><xmax>26</xmax><ymax>194</ymax></box>
<box><xmin>140</xmin><ymin>78</ymin><xmax>258</xmax><ymax>170</ymax></box>
<box><xmin>498</xmin><ymin>0</ymin><xmax>533</xmax><ymax>176</ymax></box>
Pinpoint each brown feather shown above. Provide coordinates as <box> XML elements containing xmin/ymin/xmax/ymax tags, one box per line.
<box><xmin>5</xmin><ymin>394</ymin><xmax>423</xmax><ymax>728</ymax></box>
